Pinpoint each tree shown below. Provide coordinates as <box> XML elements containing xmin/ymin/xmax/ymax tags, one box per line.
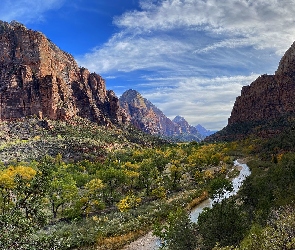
<box><xmin>198</xmin><ymin>199</ymin><xmax>248</xmax><ymax>249</ymax></box>
<box><xmin>238</xmin><ymin>205</ymin><xmax>295</xmax><ymax>250</ymax></box>
<box><xmin>209</xmin><ymin>178</ymin><xmax>233</xmax><ymax>201</ymax></box>
<box><xmin>82</xmin><ymin>178</ymin><xmax>105</xmax><ymax>215</ymax></box>
<box><xmin>97</xmin><ymin>167</ymin><xmax>127</xmax><ymax>205</ymax></box>
<box><xmin>138</xmin><ymin>159</ymin><xmax>158</xmax><ymax>196</ymax></box>
<box><xmin>48</xmin><ymin>167</ymin><xmax>78</xmax><ymax>218</ymax></box>
<box><xmin>153</xmin><ymin>208</ymin><xmax>198</xmax><ymax>250</ymax></box>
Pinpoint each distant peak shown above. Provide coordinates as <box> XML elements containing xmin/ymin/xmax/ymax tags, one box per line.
<box><xmin>173</xmin><ymin>115</ymin><xmax>187</xmax><ymax>123</ymax></box>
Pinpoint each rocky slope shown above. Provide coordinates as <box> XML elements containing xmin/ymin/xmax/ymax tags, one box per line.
<box><xmin>0</xmin><ymin>20</ymin><xmax>127</xmax><ymax>125</ymax></box>
<box><xmin>119</xmin><ymin>89</ymin><xmax>180</xmax><ymax>136</ymax></box>
<box><xmin>195</xmin><ymin>124</ymin><xmax>216</xmax><ymax>137</ymax></box>
<box><xmin>172</xmin><ymin>116</ymin><xmax>204</xmax><ymax>141</ymax></box>
<box><xmin>208</xmin><ymin>40</ymin><xmax>295</xmax><ymax>141</ymax></box>
<box><xmin>119</xmin><ymin>90</ymin><xmax>204</xmax><ymax>141</ymax></box>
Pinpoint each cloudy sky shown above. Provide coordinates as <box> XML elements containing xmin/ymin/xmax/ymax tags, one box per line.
<box><xmin>1</xmin><ymin>0</ymin><xmax>295</xmax><ymax>130</ymax></box>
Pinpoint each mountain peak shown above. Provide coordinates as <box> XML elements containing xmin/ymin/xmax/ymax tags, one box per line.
<box><xmin>208</xmin><ymin>39</ymin><xmax>295</xmax><ymax>141</ymax></box>
<box><xmin>172</xmin><ymin>115</ymin><xmax>187</xmax><ymax>123</ymax></box>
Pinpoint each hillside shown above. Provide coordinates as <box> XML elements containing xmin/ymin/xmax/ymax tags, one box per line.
<box><xmin>0</xmin><ymin>117</ymin><xmax>166</xmax><ymax>163</ymax></box>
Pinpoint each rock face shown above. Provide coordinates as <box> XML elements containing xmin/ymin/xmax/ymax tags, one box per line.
<box><xmin>228</xmin><ymin>41</ymin><xmax>295</xmax><ymax>126</ymax></box>
<box><xmin>119</xmin><ymin>89</ymin><xmax>180</xmax><ymax>136</ymax></box>
<box><xmin>209</xmin><ymin>40</ymin><xmax>295</xmax><ymax>141</ymax></box>
<box><xmin>119</xmin><ymin>90</ymin><xmax>204</xmax><ymax>141</ymax></box>
<box><xmin>0</xmin><ymin>20</ymin><xmax>126</xmax><ymax>125</ymax></box>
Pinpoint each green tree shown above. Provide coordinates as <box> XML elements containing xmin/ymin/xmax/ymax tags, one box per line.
<box><xmin>154</xmin><ymin>208</ymin><xmax>198</xmax><ymax>250</ymax></box>
<box><xmin>48</xmin><ymin>167</ymin><xmax>78</xmax><ymax>218</ymax></box>
<box><xmin>97</xmin><ymin>167</ymin><xmax>127</xmax><ymax>204</ymax></box>
<box><xmin>138</xmin><ymin>159</ymin><xmax>158</xmax><ymax>196</ymax></box>
<box><xmin>198</xmin><ymin>199</ymin><xmax>248</xmax><ymax>249</ymax></box>
<box><xmin>209</xmin><ymin>178</ymin><xmax>233</xmax><ymax>201</ymax></box>
<box><xmin>239</xmin><ymin>205</ymin><xmax>295</xmax><ymax>250</ymax></box>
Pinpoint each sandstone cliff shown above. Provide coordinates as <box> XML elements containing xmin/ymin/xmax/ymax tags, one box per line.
<box><xmin>228</xmin><ymin>41</ymin><xmax>295</xmax><ymax>126</ymax></box>
<box><xmin>119</xmin><ymin>89</ymin><xmax>180</xmax><ymax>136</ymax></box>
<box><xmin>209</xmin><ymin>40</ymin><xmax>295</xmax><ymax>141</ymax></box>
<box><xmin>119</xmin><ymin>90</ymin><xmax>204</xmax><ymax>141</ymax></box>
<box><xmin>0</xmin><ymin>20</ymin><xmax>126</xmax><ymax>125</ymax></box>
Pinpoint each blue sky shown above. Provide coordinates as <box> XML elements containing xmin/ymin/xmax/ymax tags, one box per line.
<box><xmin>1</xmin><ymin>0</ymin><xmax>295</xmax><ymax>130</ymax></box>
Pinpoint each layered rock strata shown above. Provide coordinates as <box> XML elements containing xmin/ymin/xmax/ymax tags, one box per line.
<box><xmin>229</xmin><ymin>41</ymin><xmax>295</xmax><ymax>125</ymax></box>
<box><xmin>0</xmin><ymin>20</ymin><xmax>126</xmax><ymax>125</ymax></box>
<box><xmin>119</xmin><ymin>89</ymin><xmax>180</xmax><ymax>136</ymax></box>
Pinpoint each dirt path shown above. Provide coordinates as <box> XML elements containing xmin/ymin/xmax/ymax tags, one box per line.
<box><xmin>120</xmin><ymin>232</ymin><xmax>159</xmax><ymax>250</ymax></box>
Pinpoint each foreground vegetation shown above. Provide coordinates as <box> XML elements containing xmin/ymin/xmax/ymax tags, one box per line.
<box><xmin>155</xmin><ymin>128</ymin><xmax>295</xmax><ymax>250</ymax></box>
<box><xmin>0</xmin><ymin>118</ymin><xmax>238</xmax><ymax>250</ymax></box>
<box><xmin>2</xmin><ymin>117</ymin><xmax>295</xmax><ymax>249</ymax></box>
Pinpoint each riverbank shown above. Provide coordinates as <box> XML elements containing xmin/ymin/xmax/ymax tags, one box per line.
<box><xmin>120</xmin><ymin>160</ymin><xmax>250</xmax><ymax>250</ymax></box>
<box><xmin>120</xmin><ymin>190</ymin><xmax>208</xmax><ymax>250</ymax></box>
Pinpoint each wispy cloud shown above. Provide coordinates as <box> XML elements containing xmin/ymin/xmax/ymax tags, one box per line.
<box><xmin>78</xmin><ymin>0</ymin><xmax>295</xmax><ymax>130</ymax></box>
<box><xmin>0</xmin><ymin>0</ymin><xmax>64</xmax><ymax>23</ymax></box>
<box><xmin>142</xmin><ymin>74</ymin><xmax>260</xmax><ymax>130</ymax></box>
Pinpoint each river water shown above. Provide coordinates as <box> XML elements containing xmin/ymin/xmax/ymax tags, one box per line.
<box><xmin>122</xmin><ymin>160</ymin><xmax>251</xmax><ymax>250</ymax></box>
<box><xmin>190</xmin><ymin>160</ymin><xmax>251</xmax><ymax>222</ymax></box>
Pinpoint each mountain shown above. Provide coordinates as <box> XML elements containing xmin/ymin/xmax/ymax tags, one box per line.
<box><xmin>195</xmin><ymin>124</ymin><xmax>216</xmax><ymax>137</ymax></box>
<box><xmin>119</xmin><ymin>89</ymin><xmax>181</xmax><ymax>136</ymax></box>
<box><xmin>208</xmin><ymin>40</ymin><xmax>295</xmax><ymax>141</ymax></box>
<box><xmin>172</xmin><ymin>116</ymin><xmax>204</xmax><ymax>141</ymax></box>
<box><xmin>172</xmin><ymin>115</ymin><xmax>198</xmax><ymax>134</ymax></box>
<box><xmin>119</xmin><ymin>90</ymin><xmax>204</xmax><ymax>141</ymax></box>
<box><xmin>0</xmin><ymin>20</ymin><xmax>127</xmax><ymax>125</ymax></box>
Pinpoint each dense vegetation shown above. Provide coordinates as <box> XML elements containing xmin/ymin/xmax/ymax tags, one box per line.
<box><xmin>150</xmin><ymin>127</ymin><xmax>295</xmax><ymax>250</ymax></box>
<box><xmin>0</xmin><ymin>118</ymin><xmax>238</xmax><ymax>250</ymax></box>
<box><xmin>2</xmin><ymin>117</ymin><xmax>295</xmax><ymax>249</ymax></box>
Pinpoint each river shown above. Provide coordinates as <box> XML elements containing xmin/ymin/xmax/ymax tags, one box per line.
<box><xmin>190</xmin><ymin>159</ymin><xmax>251</xmax><ymax>222</ymax></box>
<box><xmin>121</xmin><ymin>160</ymin><xmax>251</xmax><ymax>250</ymax></box>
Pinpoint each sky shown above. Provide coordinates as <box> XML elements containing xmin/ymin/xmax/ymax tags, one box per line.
<box><xmin>1</xmin><ymin>0</ymin><xmax>295</xmax><ymax>130</ymax></box>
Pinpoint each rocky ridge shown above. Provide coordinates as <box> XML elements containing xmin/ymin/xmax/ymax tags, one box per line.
<box><xmin>0</xmin><ymin>20</ymin><xmax>127</xmax><ymax>125</ymax></box>
<box><xmin>119</xmin><ymin>89</ymin><xmax>180</xmax><ymax>136</ymax></box>
<box><xmin>208</xmin><ymin>40</ymin><xmax>295</xmax><ymax>141</ymax></box>
<box><xmin>119</xmin><ymin>90</ymin><xmax>204</xmax><ymax>141</ymax></box>
<box><xmin>195</xmin><ymin>124</ymin><xmax>216</xmax><ymax>137</ymax></box>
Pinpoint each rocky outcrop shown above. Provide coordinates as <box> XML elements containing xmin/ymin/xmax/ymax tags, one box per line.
<box><xmin>172</xmin><ymin>116</ymin><xmax>203</xmax><ymax>140</ymax></box>
<box><xmin>119</xmin><ymin>90</ymin><xmax>204</xmax><ymax>141</ymax></box>
<box><xmin>0</xmin><ymin>20</ymin><xmax>126</xmax><ymax>125</ymax></box>
<box><xmin>119</xmin><ymin>89</ymin><xmax>180</xmax><ymax>136</ymax></box>
<box><xmin>209</xmin><ymin>41</ymin><xmax>295</xmax><ymax>141</ymax></box>
<box><xmin>228</xmin><ymin>41</ymin><xmax>295</xmax><ymax>126</ymax></box>
<box><xmin>195</xmin><ymin>124</ymin><xmax>216</xmax><ymax>137</ymax></box>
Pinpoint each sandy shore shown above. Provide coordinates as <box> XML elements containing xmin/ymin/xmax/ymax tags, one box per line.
<box><xmin>120</xmin><ymin>232</ymin><xmax>159</xmax><ymax>250</ymax></box>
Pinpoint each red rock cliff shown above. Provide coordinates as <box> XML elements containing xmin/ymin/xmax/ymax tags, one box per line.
<box><xmin>0</xmin><ymin>20</ymin><xmax>127</xmax><ymax>125</ymax></box>
<box><xmin>228</xmin><ymin>41</ymin><xmax>295</xmax><ymax>126</ymax></box>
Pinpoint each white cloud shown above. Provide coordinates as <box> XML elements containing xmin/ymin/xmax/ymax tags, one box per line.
<box><xmin>79</xmin><ymin>0</ymin><xmax>295</xmax><ymax>75</ymax></box>
<box><xmin>142</xmin><ymin>74</ymin><xmax>259</xmax><ymax>130</ymax></box>
<box><xmin>0</xmin><ymin>0</ymin><xmax>64</xmax><ymax>23</ymax></box>
<box><xmin>78</xmin><ymin>0</ymin><xmax>295</xmax><ymax>130</ymax></box>
<box><xmin>114</xmin><ymin>0</ymin><xmax>295</xmax><ymax>54</ymax></box>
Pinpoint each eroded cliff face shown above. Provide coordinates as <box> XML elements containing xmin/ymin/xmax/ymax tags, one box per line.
<box><xmin>0</xmin><ymin>20</ymin><xmax>126</xmax><ymax>125</ymax></box>
<box><xmin>228</xmin><ymin>41</ymin><xmax>295</xmax><ymax>126</ymax></box>
<box><xmin>119</xmin><ymin>89</ymin><xmax>181</xmax><ymax>136</ymax></box>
